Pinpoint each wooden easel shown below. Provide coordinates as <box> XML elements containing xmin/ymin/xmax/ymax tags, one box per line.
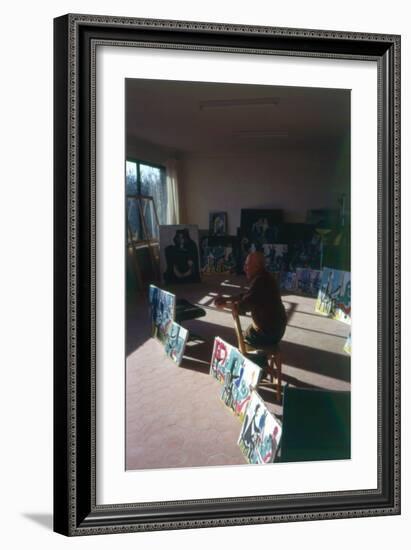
<box><xmin>126</xmin><ymin>194</ymin><xmax>161</xmax><ymax>288</ymax></box>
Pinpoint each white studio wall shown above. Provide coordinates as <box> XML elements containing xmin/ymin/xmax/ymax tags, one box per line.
<box><xmin>179</xmin><ymin>142</ymin><xmax>348</xmax><ymax>228</ymax></box>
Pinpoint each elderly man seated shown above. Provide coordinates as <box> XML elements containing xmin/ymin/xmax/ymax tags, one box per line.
<box><xmin>214</xmin><ymin>251</ymin><xmax>287</xmax><ymax>348</ymax></box>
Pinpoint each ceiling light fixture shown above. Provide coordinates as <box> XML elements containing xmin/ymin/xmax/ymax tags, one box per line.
<box><xmin>233</xmin><ymin>130</ymin><xmax>289</xmax><ymax>138</ymax></box>
<box><xmin>199</xmin><ymin>97</ymin><xmax>280</xmax><ymax>110</ymax></box>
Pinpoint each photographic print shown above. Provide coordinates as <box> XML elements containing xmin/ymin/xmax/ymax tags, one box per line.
<box><xmin>54</xmin><ymin>14</ymin><xmax>400</xmax><ymax>535</ymax></box>
<box><xmin>126</xmin><ymin>80</ymin><xmax>351</xmax><ymax>471</ymax></box>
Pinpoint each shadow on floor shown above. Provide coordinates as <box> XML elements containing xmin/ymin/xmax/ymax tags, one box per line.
<box><xmin>22</xmin><ymin>513</ymin><xmax>53</xmax><ymax>531</ymax></box>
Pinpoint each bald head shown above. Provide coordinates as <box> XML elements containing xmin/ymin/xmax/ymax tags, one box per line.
<box><xmin>244</xmin><ymin>251</ymin><xmax>266</xmax><ymax>281</ymax></box>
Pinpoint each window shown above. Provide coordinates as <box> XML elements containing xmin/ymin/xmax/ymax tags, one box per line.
<box><xmin>126</xmin><ymin>160</ymin><xmax>167</xmax><ymax>242</ymax></box>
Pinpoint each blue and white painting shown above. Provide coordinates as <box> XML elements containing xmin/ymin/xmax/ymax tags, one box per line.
<box><xmin>238</xmin><ymin>391</ymin><xmax>282</xmax><ymax>464</ymax></box>
<box><xmin>280</xmin><ymin>271</ymin><xmax>297</xmax><ymax>291</ymax></box>
<box><xmin>315</xmin><ymin>268</ymin><xmax>351</xmax><ymax>324</ymax></box>
<box><xmin>220</xmin><ymin>349</ymin><xmax>262</xmax><ymax>420</ymax></box>
<box><xmin>263</xmin><ymin>244</ymin><xmax>288</xmax><ymax>272</ymax></box>
<box><xmin>296</xmin><ymin>268</ymin><xmax>322</xmax><ymax>296</ymax></box>
<box><xmin>164</xmin><ymin>321</ymin><xmax>189</xmax><ymax>365</ymax></box>
<box><xmin>149</xmin><ymin>285</ymin><xmax>176</xmax><ymax>343</ymax></box>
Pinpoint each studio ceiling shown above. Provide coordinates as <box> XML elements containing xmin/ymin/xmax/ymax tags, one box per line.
<box><xmin>126</xmin><ymin>79</ymin><xmax>350</xmax><ymax>156</ymax></box>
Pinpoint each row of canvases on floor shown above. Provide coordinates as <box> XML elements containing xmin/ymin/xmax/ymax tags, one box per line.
<box><xmin>149</xmin><ymin>284</ymin><xmax>282</xmax><ymax>465</ymax></box>
<box><xmin>149</xmin><ymin>283</ymin><xmax>350</xmax><ymax>465</ymax></box>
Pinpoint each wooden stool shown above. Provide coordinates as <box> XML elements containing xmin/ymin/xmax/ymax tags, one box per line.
<box><xmin>232</xmin><ymin>310</ymin><xmax>283</xmax><ymax>402</ymax></box>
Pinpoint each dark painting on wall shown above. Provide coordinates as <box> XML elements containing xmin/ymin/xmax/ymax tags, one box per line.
<box><xmin>240</xmin><ymin>209</ymin><xmax>283</xmax><ymax>246</ymax></box>
<box><xmin>306</xmin><ymin>209</ymin><xmax>339</xmax><ymax>228</ymax></box>
<box><xmin>159</xmin><ymin>225</ymin><xmax>201</xmax><ymax>284</ymax></box>
<box><xmin>209</xmin><ymin>211</ymin><xmax>228</xmax><ymax>236</ymax></box>
<box><xmin>278</xmin><ymin>223</ymin><xmax>321</xmax><ymax>270</ymax></box>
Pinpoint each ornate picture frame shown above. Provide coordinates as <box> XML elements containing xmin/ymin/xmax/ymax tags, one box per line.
<box><xmin>53</xmin><ymin>14</ymin><xmax>400</xmax><ymax>536</ymax></box>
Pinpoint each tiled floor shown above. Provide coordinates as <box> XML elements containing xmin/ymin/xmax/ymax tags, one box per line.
<box><xmin>126</xmin><ymin>274</ymin><xmax>351</xmax><ymax>471</ymax></box>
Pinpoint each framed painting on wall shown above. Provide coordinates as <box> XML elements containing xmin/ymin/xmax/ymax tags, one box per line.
<box><xmin>54</xmin><ymin>14</ymin><xmax>400</xmax><ymax>536</ymax></box>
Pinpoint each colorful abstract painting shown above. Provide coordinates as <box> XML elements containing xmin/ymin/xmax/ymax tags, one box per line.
<box><xmin>296</xmin><ymin>268</ymin><xmax>322</xmax><ymax>296</ymax></box>
<box><xmin>209</xmin><ymin>337</ymin><xmax>231</xmax><ymax>384</ymax></box>
<box><xmin>333</xmin><ymin>271</ymin><xmax>351</xmax><ymax>323</ymax></box>
<box><xmin>159</xmin><ymin>224</ymin><xmax>201</xmax><ymax>284</ymax></box>
<box><xmin>201</xmin><ymin>237</ymin><xmax>237</xmax><ymax>273</ymax></box>
<box><xmin>263</xmin><ymin>244</ymin><xmax>288</xmax><ymax>272</ymax></box>
<box><xmin>280</xmin><ymin>271</ymin><xmax>297</xmax><ymax>291</ymax></box>
<box><xmin>148</xmin><ymin>285</ymin><xmax>176</xmax><ymax>343</ymax></box>
<box><xmin>238</xmin><ymin>391</ymin><xmax>282</xmax><ymax>464</ymax></box>
<box><xmin>315</xmin><ymin>268</ymin><xmax>351</xmax><ymax>324</ymax></box>
<box><xmin>164</xmin><ymin>321</ymin><xmax>189</xmax><ymax>365</ymax></box>
<box><xmin>220</xmin><ymin>350</ymin><xmax>262</xmax><ymax>420</ymax></box>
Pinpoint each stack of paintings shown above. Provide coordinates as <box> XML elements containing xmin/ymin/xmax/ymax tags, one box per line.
<box><xmin>149</xmin><ymin>285</ymin><xmax>189</xmax><ymax>364</ymax></box>
<box><xmin>315</xmin><ymin>267</ymin><xmax>351</xmax><ymax>323</ymax></box>
<box><xmin>238</xmin><ymin>215</ymin><xmax>322</xmax><ymax>279</ymax></box>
